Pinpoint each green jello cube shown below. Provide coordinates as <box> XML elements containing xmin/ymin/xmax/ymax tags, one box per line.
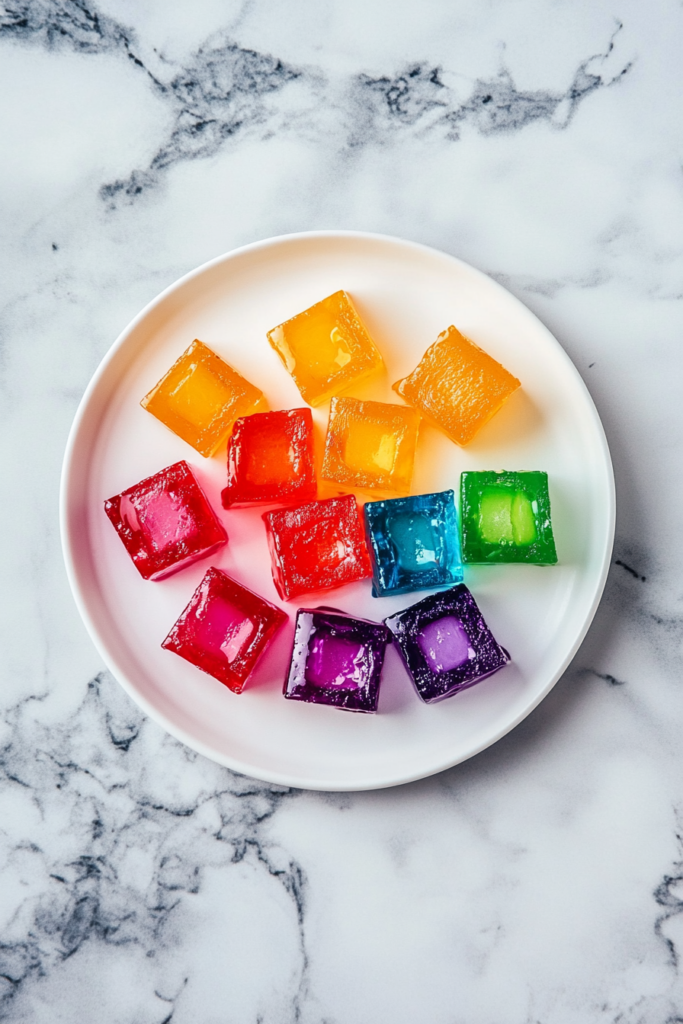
<box><xmin>460</xmin><ymin>471</ymin><xmax>557</xmax><ymax>564</ymax></box>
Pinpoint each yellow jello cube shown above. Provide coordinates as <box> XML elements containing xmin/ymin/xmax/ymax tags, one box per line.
<box><xmin>267</xmin><ymin>290</ymin><xmax>384</xmax><ymax>406</ymax></box>
<box><xmin>393</xmin><ymin>325</ymin><xmax>521</xmax><ymax>446</ymax></box>
<box><xmin>141</xmin><ymin>340</ymin><xmax>266</xmax><ymax>457</ymax></box>
<box><xmin>321</xmin><ymin>397</ymin><xmax>421</xmax><ymax>497</ymax></box>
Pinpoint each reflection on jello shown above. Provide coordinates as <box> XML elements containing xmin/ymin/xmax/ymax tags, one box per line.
<box><xmin>305</xmin><ymin>635</ymin><xmax>367</xmax><ymax>690</ymax></box>
<box><xmin>417</xmin><ymin>616</ymin><xmax>472</xmax><ymax>673</ymax></box>
<box><xmin>478</xmin><ymin>488</ymin><xmax>536</xmax><ymax>546</ymax></box>
<box><xmin>389</xmin><ymin>511</ymin><xmax>439</xmax><ymax>572</ymax></box>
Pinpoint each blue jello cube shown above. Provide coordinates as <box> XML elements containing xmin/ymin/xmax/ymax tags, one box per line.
<box><xmin>384</xmin><ymin>585</ymin><xmax>509</xmax><ymax>703</ymax></box>
<box><xmin>284</xmin><ymin>608</ymin><xmax>390</xmax><ymax>713</ymax></box>
<box><xmin>363</xmin><ymin>490</ymin><xmax>463</xmax><ymax>597</ymax></box>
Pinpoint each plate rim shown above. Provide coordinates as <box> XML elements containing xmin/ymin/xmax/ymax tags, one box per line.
<box><xmin>59</xmin><ymin>229</ymin><xmax>616</xmax><ymax>791</ymax></box>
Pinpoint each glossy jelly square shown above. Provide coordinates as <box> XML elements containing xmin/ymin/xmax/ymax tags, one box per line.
<box><xmin>284</xmin><ymin>608</ymin><xmax>389</xmax><ymax>713</ymax></box>
<box><xmin>263</xmin><ymin>495</ymin><xmax>372</xmax><ymax>601</ymax></box>
<box><xmin>384</xmin><ymin>585</ymin><xmax>510</xmax><ymax>703</ymax></box>
<box><xmin>393</xmin><ymin>325</ymin><xmax>521</xmax><ymax>446</ymax></box>
<box><xmin>460</xmin><ymin>471</ymin><xmax>557</xmax><ymax>564</ymax></box>
<box><xmin>364</xmin><ymin>490</ymin><xmax>463</xmax><ymax>597</ymax></box>
<box><xmin>162</xmin><ymin>567</ymin><xmax>287</xmax><ymax>693</ymax></box>
<box><xmin>104</xmin><ymin>461</ymin><xmax>227</xmax><ymax>581</ymax></box>
<box><xmin>267</xmin><ymin>290</ymin><xmax>384</xmax><ymax>406</ymax></box>
<box><xmin>141</xmin><ymin>339</ymin><xmax>266</xmax><ymax>457</ymax></box>
<box><xmin>321</xmin><ymin>397</ymin><xmax>420</xmax><ymax>496</ymax></box>
<box><xmin>221</xmin><ymin>408</ymin><xmax>317</xmax><ymax>508</ymax></box>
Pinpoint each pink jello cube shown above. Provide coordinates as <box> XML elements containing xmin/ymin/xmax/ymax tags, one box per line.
<box><xmin>162</xmin><ymin>567</ymin><xmax>288</xmax><ymax>692</ymax></box>
<box><xmin>262</xmin><ymin>494</ymin><xmax>372</xmax><ymax>601</ymax></box>
<box><xmin>104</xmin><ymin>461</ymin><xmax>227</xmax><ymax>581</ymax></box>
<box><xmin>221</xmin><ymin>408</ymin><xmax>317</xmax><ymax>508</ymax></box>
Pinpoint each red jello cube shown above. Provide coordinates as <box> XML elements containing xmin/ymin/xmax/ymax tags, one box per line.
<box><xmin>104</xmin><ymin>461</ymin><xmax>227</xmax><ymax>581</ymax></box>
<box><xmin>263</xmin><ymin>495</ymin><xmax>372</xmax><ymax>601</ymax></box>
<box><xmin>221</xmin><ymin>408</ymin><xmax>317</xmax><ymax>509</ymax></box>
<box><xmin>161</xmin><ymin>567</ymin><xmax>288</xmax><ymax>693</ymax></box>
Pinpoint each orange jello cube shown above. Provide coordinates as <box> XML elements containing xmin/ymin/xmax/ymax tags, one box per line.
<box><xmin>321</xmin><ymin>397</ymin><xmax>420</xmax><ymax>497</ymax></box>
<box><xmin>393</xmin><ymin>326</ymin><xmax>521</xmax><ymax>446</ymax></box>
<box><xmin>141</xmin><ymin>340</ymin><xmax>266</xmax><ymax>457</ymax></box>
<box><xmin>267</xmin><ymin>290</ymin><xmax>383</xmax><ymax>406</ymax></box>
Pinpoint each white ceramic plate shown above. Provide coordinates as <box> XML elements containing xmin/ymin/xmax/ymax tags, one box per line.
<box><xmin>60</xmin><ymin>231</ymin><xmax>614</xmax><ymax>791</ymax></box>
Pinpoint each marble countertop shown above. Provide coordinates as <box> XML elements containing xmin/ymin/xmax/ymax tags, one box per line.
<box><xmin>2</xmin><ymin>0</ymin><xmax>683</xmax><ymax>1020</ymax></box>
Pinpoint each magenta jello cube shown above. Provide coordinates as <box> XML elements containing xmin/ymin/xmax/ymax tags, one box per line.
<box><xmin>263</xmin><ymin>495</ymin><xmax>372</xmax><ymax>601</ymax></box>
<box><xmin>284</xmin><ymin>607</ymin><xmax>389</xmax><ymax>713</ymax></box>
<box><xmin>162</xmin><ymin>567</ymin><xmax>288</xmax><ymax>693</ymax></box>
<box><xmin>104</xmin><ymin>461</ymin><xmax>227</xmax><ymax>581</ymax></box>
<box><xmin>221</xmin><ymin>408</ymin><xmax>317</xmax><ymax>508</ymax></box>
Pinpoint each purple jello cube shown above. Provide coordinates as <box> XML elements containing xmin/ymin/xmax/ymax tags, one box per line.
<box><xmin>284</xmin><ymin>608</ymin><xmax>390</xmax><ymax>713</ymax></box>
<box><xmin>384</xmin><ymin>584</ymin><xmax>510</xmax><ymax>703</ymax></box>
<box><xmin>162</xmin><ymin>567</ymin><xmax>288</xmax><ymax>693</ymax></box>
<box><xmin>104</xmin><ymin>461</ymin><xmax>227</xmax><ymax>581</ymax></box>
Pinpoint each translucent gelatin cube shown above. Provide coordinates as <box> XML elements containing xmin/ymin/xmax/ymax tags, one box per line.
<box><xmin>267</xmin><ymin>290</ymin><xmax>384</xmax><ymax>406</ymax></box>
<box><xmin>393</xmin><ymin>325</ymin><xmax>521</xmax><ymax>446</ymax></box>
<box><xmin>460</xmin><ymin>471</ymin><xmax>557</xmax><ymax>564</ymax></box>
<box><xmin>321</xmin><ymin>397</ymin><xmax>420</xmax><ymax>496</ymax></box>
<box><xmin>221</xmin><ymin>408</ymin><xmax>317</xmax><ymax>508</ymax></box>
<box><xmin>162</xmin><ymin>567</ymin><xmax>287</xmax><ymax>693</ymax></box>
<box><xmin>363</xmin><ymin>490</ymin><xmax>463</xmax><ymax>597</ymax></box>
<box><xmin>284</xmin><ymin>607</ymin><xmax>389</xmax><ymax>712</ymax></box>
<box><xmin>141</xmin><ymin>339</ymin><xmax>266</xmax><ymax>457</ymax></box>
<box><xmin>263</xmin><ymin>495</ymin><xmax>372</xmax><ymax>601</ymax></box>
<box><xmin>384</xmin><ymin>584</ymin><xmax>510</xmax><ymax>703</ymax></box>
<box><xmin>104</xmin><ymin>461</ymin><xmax>227</xmax><ymax>581</ymax></box>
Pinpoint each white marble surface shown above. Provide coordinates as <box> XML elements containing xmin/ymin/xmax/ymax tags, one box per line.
<box><xmin>1</xmin><ymin>0</ymin><xmax>683</xmax><ymax>1019</ymax></box>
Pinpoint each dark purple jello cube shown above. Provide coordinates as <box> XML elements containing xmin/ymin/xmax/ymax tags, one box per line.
<box><xmin>284</xmin><ymin>608</ymin><xmax>390</xmax><ymax>713</ymax></box>
<box><xmin>104</xmin><ymin>461</ymin><xmax>227</xmax><ymax>581</ymax></box>
<box><xmin>384</xmin><ymin>584</ymin><xmax>510</xmax><ymax>703</ymax></box>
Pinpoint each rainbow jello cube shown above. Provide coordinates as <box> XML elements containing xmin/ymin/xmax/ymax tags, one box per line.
<box><xmin>364</xmin><ymin>490</ymin><xmax>463</xmax><ymax>597</ymax></box>
<box><xmin>284</xmin><ymin>608</ymin><xmax>390</xmax><ymax>713</ymax></box>
<box><xmin>393</xmin><ymin>325</ymin><xmax>520</xmax><ymax>446</ymax></box>
<box><xmin>162</xmin><ymin>567</ymin><xmax>287</xmax><ymax>693</ymax></box>
<box><xmin>104</xmin><ymin>461</ymin><xmax>227</xmax><ymax>581</ymax></box>
<box><xmin>222</xmin><ymin>408</ymin><xmax>316</xmax><ymax>508</ymax></box>
<box><xmin>267</xmin><ymin>290</ymin><xmax>383</xmax><ymax>406</ymax></box>
<box><xmin>384</xmin><ymin>585</ymin><xmax>510</xmax><ymax>703</ymax></box>
<box><xmin>321</xmin><ymin>398</ymin><xmax>420</xmax><ymax>496</ymax></box>
<box><xmin>460</xmin><ymin>471</ymin><xmax>557</xmax><ymax>564</ymax></box>
<box><xmin>263</xmin><ymin>495</ymin><xmax>372</xmax><ymax>601</ymax></box>
<box><xmin>141</xmin><ymin>339</ymin><xmax>266</xmax><ymax>457</ymax></box>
